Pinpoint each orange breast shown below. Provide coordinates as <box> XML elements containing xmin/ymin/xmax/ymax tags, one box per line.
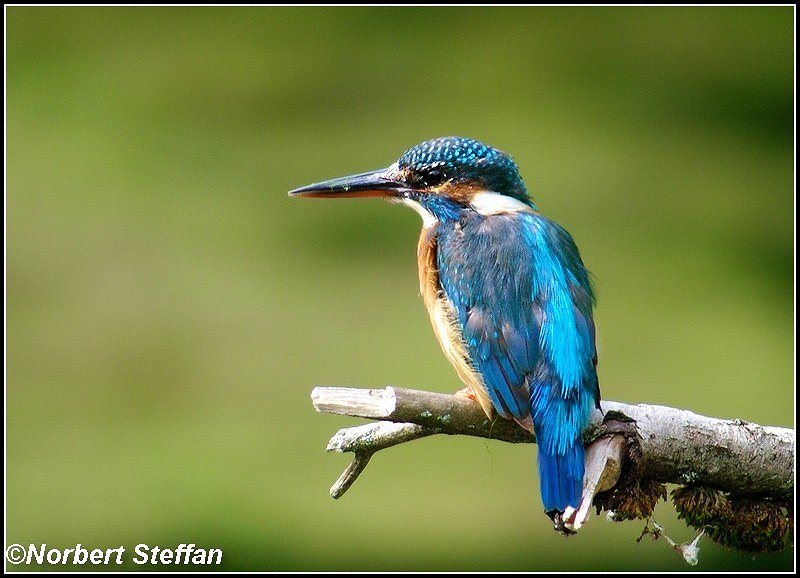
<box><xmin>416</xmin><ymin>226</ymin><xmax>495</xmax><ymax>420</ymax></box>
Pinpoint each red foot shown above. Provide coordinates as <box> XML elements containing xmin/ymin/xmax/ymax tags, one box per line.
<box><xmin>453</xmin><ymin>387</ymin><xmax>478</xmax><ymax>402</ymax></box>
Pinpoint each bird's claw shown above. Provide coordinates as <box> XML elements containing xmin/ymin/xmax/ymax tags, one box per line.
<box><xmin>453</xmin><ymin>387</ymin><xmax>478</xmax><ymax>402</ymax></box>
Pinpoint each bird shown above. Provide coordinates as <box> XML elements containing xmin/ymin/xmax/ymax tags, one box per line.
<box><xmin>289</xmin><ymin>137</ymin><xmax>600</xmax><ymax>531</ymax></box>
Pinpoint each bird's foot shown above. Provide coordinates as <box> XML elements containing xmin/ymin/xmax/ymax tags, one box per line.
<box><xmin>453</xmin><ymin>387</ymin><xmax>477</xmax><ymax>402</ymax></box>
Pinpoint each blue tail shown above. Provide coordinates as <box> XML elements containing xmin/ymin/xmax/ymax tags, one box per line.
<box><xmin>537</xmin><ymin>441</ymin><xmax>584</xmax><ymax>513</ymax></box>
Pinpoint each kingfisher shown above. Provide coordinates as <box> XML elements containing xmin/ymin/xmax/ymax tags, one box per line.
<box><xmin>289</xmin><ymin>137</ymin><xmax>600</xmax><ymax>531</ymax></box>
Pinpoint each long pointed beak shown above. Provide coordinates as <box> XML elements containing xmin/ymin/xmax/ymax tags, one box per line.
<box><xmin>288</xmin><ymin>167</ymin><xmax>410</xmax><ymax>199</ymax></box>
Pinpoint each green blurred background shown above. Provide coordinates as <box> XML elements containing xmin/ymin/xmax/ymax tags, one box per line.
<box><xmin>6</xmin><ymin>6</ymin><xmax>793</xmax><ymax>572</ymax></box>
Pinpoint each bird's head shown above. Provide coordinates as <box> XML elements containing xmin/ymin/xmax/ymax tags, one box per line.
<box><xmin>289</xmin><ymin>137</ymin><xmax>536</xmax><ymax>224</ymax></box>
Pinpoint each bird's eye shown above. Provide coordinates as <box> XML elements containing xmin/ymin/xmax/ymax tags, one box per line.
<box><xmin>421</xmin><ymin>169</ymin><xmax>446</xmax><ymax>187</ymax></box>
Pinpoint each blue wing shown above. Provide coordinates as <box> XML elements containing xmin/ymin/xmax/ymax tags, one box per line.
<box><xmin>436</xmin><ymin>212</ymin><xmax>536</xmax><ymax>419</ymax></box>
<box><xmin>436</xmin><ymin>210</ymin><xmax>599</xmax><ymax>511</ymax></box>
<box><xmin>437</xmin><ymin>211</ymin><xmax>598</xmax><ymax>419</ymax></box>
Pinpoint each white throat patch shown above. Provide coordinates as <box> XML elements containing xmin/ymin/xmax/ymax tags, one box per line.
<box><xmin>470</xmin><ymin>191</ymin><xmax>534</xmax><ymax>216</ymax></box>
<box><xmin>400</xmin><ymin>198</ymin><xmax>438</xmax><ymax>228</ymax></box>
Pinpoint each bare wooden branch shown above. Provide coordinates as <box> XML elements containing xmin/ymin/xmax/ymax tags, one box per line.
<box><xmin>325</xmin><ymin>421</ymin><xmax>435</xmax><ymax>499</ymax></box>
<box><xmin>325</xmin><ymin>421</ymin><xmax>435</xmax><ymax>454</ymax></box>
<box><xmin>600</xmin><ymin>400</ymin><xmax>794</xmax><ymax>498</ymax></box>
<box><xmin>312</xmin><ymin>386</ymin><xmax>534</xmax><ymax>443</ymax></box>
<box><xmin>312</xmin><ymin>386</ymin><xmax>794</xmax><ymax>500</ymax></box>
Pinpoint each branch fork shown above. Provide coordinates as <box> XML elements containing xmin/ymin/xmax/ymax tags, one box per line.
<box><xmin>311</xmin><ymin>386</ymin><xmax>794</xmax><ymax>533</ymax></box>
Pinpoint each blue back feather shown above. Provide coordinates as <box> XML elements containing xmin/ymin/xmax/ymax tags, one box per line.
<box><xmin>435</xmin><ymin>209</ymin><xmax>599</xmax><ymax>511</ymax></box>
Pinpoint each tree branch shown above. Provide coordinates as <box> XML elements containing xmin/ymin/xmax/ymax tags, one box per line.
<box><xmin>312</xmin><ymin>386</ymin><xmax>794</xmax><ymax>500</ymax></box>
<box><xmin>325</xmin><ymin>421</ymin><xmax>433</xmax><ymax>498</ymax></box>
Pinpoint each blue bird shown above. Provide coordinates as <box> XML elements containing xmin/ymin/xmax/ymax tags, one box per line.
<box><xmin>290</xmin><ymin>137</ymin><xmax>600</xmax><ymax>530</ymax></box>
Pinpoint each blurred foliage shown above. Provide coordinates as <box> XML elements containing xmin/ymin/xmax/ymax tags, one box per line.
<box><xmin>6</xmin><ymin>6</ymin><xmax>793</xmax><ymax>571</ymax></box>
